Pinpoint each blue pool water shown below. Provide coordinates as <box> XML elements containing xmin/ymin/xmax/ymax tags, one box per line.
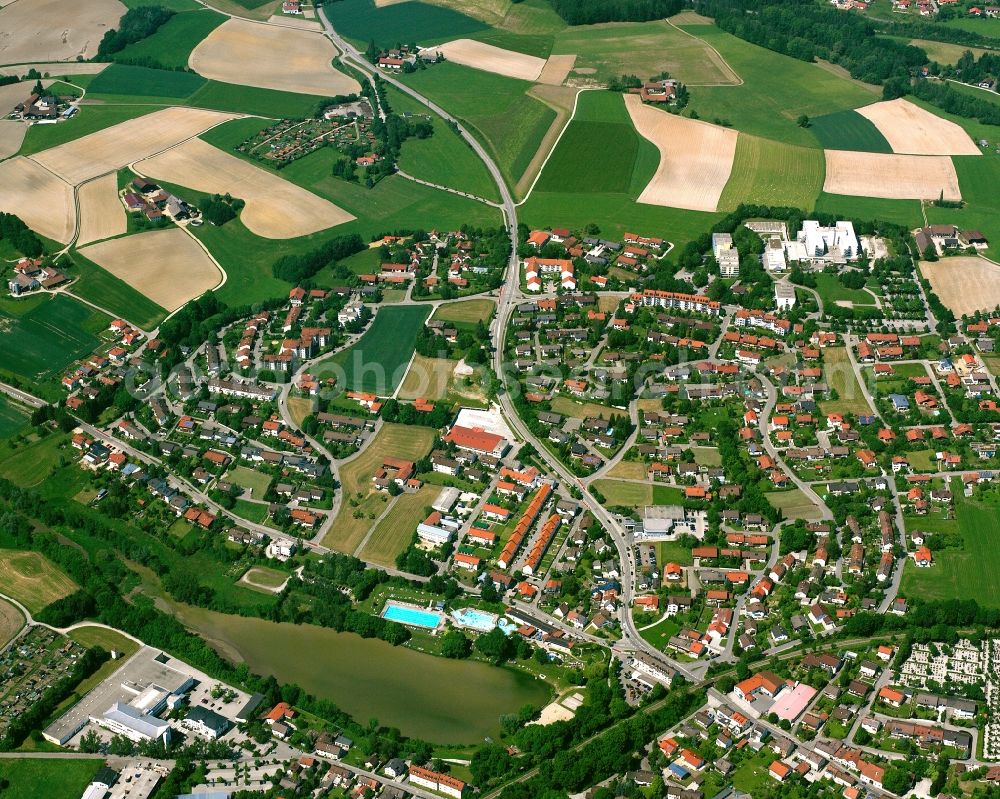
<box><xmin>382</xmin><ymin>603</ymin><xmax>443</xmax><ymax>629</ymax></box>
<box><xmin>452</xmin><ymin>608</ymin><xmax>499</xmax><ymax>632</ymax></box>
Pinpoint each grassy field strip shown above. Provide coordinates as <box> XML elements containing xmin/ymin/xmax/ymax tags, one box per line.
<box><xmin>819</xmin><ymin>346</ymin><xmax>874</xmax><ymax>417</ymax></box>
<box><xmin>0</xmin><ymin>549</ymin><xmax>78</xmax><ymax>614</ymax></box>
<box><xmin>719</xmin><ymin>133</ymin><xmax>824</xmax><ymax>211</ymax></box>
<box><xmin>360</xmin><ymin>485</ymin><xmax>442</xmax><ymax>565</ymax></box>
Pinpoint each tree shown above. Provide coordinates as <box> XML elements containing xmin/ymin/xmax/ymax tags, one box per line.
<box><xmin>440</xmin><ymin>629</ymin><xmax>471</xmax><ymax>659</ymax></box>
<box><xmin>797</xmin><ymin>114</ymin><xmax>811</xmax><ymax>127</ymax></box>
<box><xmin>79</xmin><ymin>730</ymin><xmax>102</xmax><ymax>753</ymax></box>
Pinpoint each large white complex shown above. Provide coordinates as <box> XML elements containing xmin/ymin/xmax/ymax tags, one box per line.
<box><xmin>787</xmin><ymin>220</ymin><xmax>860</xmax><ymax>262</ymax></box>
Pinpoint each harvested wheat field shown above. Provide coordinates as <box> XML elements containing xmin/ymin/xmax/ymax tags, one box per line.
<box><xmin>537</xmin><ymin>54</ymin><xmax>576</xmax><ymax>86</ymax></box>
<box><xmin>856</xmin><ymin>98</ymin><xmax>980</xmax><ymax>156</ymax></box>
<box><xmin>430</xmin><ymin>39</ymin><xmax>546</xmax><ymax>81</ymax></box>
<box><xmin>0</xmin><ymin>0</ymin><xmax>125</xmax><ymax>63</ymax></box>
<box><xmin>0</xmin><ymin>157</ymin><xmax>74</xmax><ymax>242</ymax></box>
<box><xmin>136</xmin><ymin>137</ymin><xmax>354</xmax><ymax>238</ymax></box>
<box><xmin>0</xmin><ymin>79</ymin><xmax>49</xmax><ymax>116</ymax></box>
<box><xmin>0</xmin><ymin>61</ymin><xmax>109</xmax><ymax>77</ymax></box>
<box><xmin>823</xmin><ymin>150</ymin><xmax>961</xmax><ymax>201</ymax></box>
<box><xmin>919</xmin><ymin>257</ymin><xmax>1000</xmax><ymax>317</ymax></box>
<box><xmin>77</xmin><ymin>173</ymin><xmax>126</xmax><ymax>245</ymax></box>
<box><xmin>189</xmin><ymin>18</ymin><xmax>359</xmax><ymax>96</ymax></box>
<box><xmin>0</xmin><ymin>120</ymin><xmax>26</xmax><ymax>160</ymax></box>
<box><xmin>80</xmin><ymin>227</ymin><xmax>221</xmax><ymax>311</ymax></box>
<box><xmin>30</xmin><ymin>106</ymin><xmax>237</xmax><ymax>186</ymax></box>
<box><xmin>625</xmin><ymin>93</ymin><xmax>737</xmax><ymax>212</ymax></box>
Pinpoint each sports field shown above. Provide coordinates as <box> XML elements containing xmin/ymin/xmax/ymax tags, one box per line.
<box><xmin>808</xmin><ymin>109</ymin><xmax>892</xmax><ymax>153</ymax></box>
<box><xmin>0</xmin><ymin>549</ymin><xmax>78</xmax><ymax>614</ymax></box>
<box><xmin>818</xmin><ymin>346</ymin><xmax>873</xmax><ymax>416</ymax></box>
<box><xmin>111</xmin><ymin>8</ymin><xmax>227</xmax><ymax>70</ymax></box>
<box><xmin>718</xmin><ymin>133</ymin><xmax>825</xmax><ymax>211</ymax></box>
<box><xmin>677</xmin><ymin>25</ymin><xmax>876</xmax><ymax>148</ymax></box>
<box><xmin>534</xmin><ymin>92</ymin><xmax>640</xmax><ymax>194</ymax></box>
<box><xmin>0</xmin><ymin>296</ymin><xmax>108</xmax><ymax>386</ymax></box>
<box><xmin>242</xmin><ymin>566</ymin><xmax>289</xmax><ymax>592</ymax></box>
<box><xmin>323</xmin><ymin>423</ymin><xmax>436</xmax><ymax>553</ymax></box>
<box><xmin>319</xmin><ymin>305</ymin><xmax>430</xmax><ymax>394</ymax></box>
<box><xmin>0</xmin><ymin>759</ymin><xmax>104</xmax><ymax>799</ymax></box>
<box><xmin>400</xmin><ymin>62</ymin><xmax>555</xmax><ymax>189</ymax></box>
<box><xmin>69</xmin><ymin>251</ymin><xmax>168</xmax><ymax>332</ymax></box>
<box><xmin>900</xmin><ymin>481</ymin><xmax>1000</xmax><ymax>606</ymax></box>
<box><xmin>432</xmin><ymin>297</ymin><xmax>495</xmax><ymax>326</ymax></box>
<box><xmin>361</xmin><ymin>485</ymin><xmax>442</xmax><ymax>565</ymax></box>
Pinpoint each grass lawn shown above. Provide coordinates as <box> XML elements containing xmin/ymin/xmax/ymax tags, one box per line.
<box><xmin>605</xmin><ymin>460</ymin><xmax>647</xmax><ymax>480</ymax></box>
<box><xmin>550</xmin><ymin>396</ymin><xmax>624</xmax><ymax>419</ymax></box>
<box><xmin>226</xmin><ymin>464</ymin><xmax>272</xmax><ymax>498</ymax></box>
<box><xmin>112</xmin><ymin>9</ymin><xmax>227</xmax><ymax>70</ymax></box>
<box><xmin>0</xmin><ymin>597</ymin><xmax>23</xmax><ymax>647</ymax></box>
<box><xmin>397</xmin><ymin>355</ymin><xmax>456</xmax><ymax>401</ymax></box>
<box><xmin>691</xmin><ymin>446</ymin><xmax>722</xmax><ymax>466</ymax></box>
<box><xmin>677</xmin><ymin>24</ymin><xmax>876</xmax><ymax>148</ymax></box>
<box><xmin>732</xmin><ymin>755</ymin><xmax>776</xmax><ymax>795</ymax></box>
<box><xmin>591</xmin><ymin>479</ymin><xmax>651</xmax><ymax>507</ymax></box>
<box><xmin>0</xmin><ymin>549</ymin><xmax>78</xmax><ymax>614</ymax></box>
<box><xmin>232</xmin><ymin>498</ymin><xmax>269</xmax><ymax>524</ymax></box>
<box><xmin>813</xmin><ymin>272</ymin><xmax>877</xmax><ymax>306</ymax></box>
<box><xmin>399</xmin><ymin>62</ymin><xmax>555</xmax><ymax>189</ymax></box>
<box><xmin>361</xmin><ymin>485</ymin><xmax>442</xmax><ymax>565</ymax></box>
<box><xmin>808</xmin><ymin>108</ymin><xmax>893</xmax><ymax>153</ymax></box>
<box><xmin>242</xmin><ymin>566</ymin><xmax>289</xmax><ymax>589</ymax></box>
<box><xmin>87</xmin><ymin>64</ymin><xmax>207</xmax><ymax>99</ymax></box>
<box><xmin>325</xmin><ymin>0</ymin><xmax>488</xmax><ymax>47</ymax></box>
<box><xmin>0</xmin><ymin>434</ymin><xmax>69</xmax><ymax>488</ymax></box>
<box><xmin>765</xmin><ymin>488</ymin><xmax>823</xmax><ymax>522</ymax></box>
<box><xmin>0</xmin><ymin>759</ymin><xmax>104</xmax><ymax>799</ymax></box>
<box><xmin>0</xmin><ymin>296</ymin><xmax>108</xmax><ymax>396</ymax></box>
<box><xmin>432</xmin><ymin>298</ymin><xmax>495</xmax><ymax>326</ymax></box>
<box><xmin>316</xmin><ymin>305</ymin><xmax>430</xmax><ymax>394</ymax></box>
<box><xmin>908</xmin><ymin>449</ymin><xmax>937</xmax><ymax>471</ymax></box>
<box><xmin>18</xmin><ymin>105</ymin><xmax>159</xmax><ymax>157</ymax></box>
<box><xmin>656</xmin><ymin>539</ymin><xmax>693</xmax><ymax>566</ymax></box>
<box><xmin>637</xmin><ymin>615</ymin><xmax>680</xmax><ymax>649</ymax></box>
<box><xmin>287</xmin><ymin>396</ymin><xmax>313</xmax><ymax>427</ymax></box>
<box><xmin>387</xmin><ymin>85</ymin><xmax>500</xmax><ymax>202</ymax></box>
<box><xmin>925</xmin><ymin>155</ymin><xmax>1000</xmax><ymax>260</ymax></box>
<box><xmin>719</xmin><ymin>133</ymin><xmax>825</xmax><ymax>211</ymax></box>
<box><xmin>0</xmin><ymin>396</ymin><xmax>30</xmax><ymax>439</ymax></box>
<box><xmin>534</xmin><ymin>92</ymin><xmax>643</xmax><ymax>194</ymax></box>
<box><xmin>820</xmin><ymin>347</ymin><xmax>874</xmax><ymax>417</ymax></box>
<box><xmin>900</xmin><ymin>480</ymin><xmax>1000</xmax><ymax>606</ymax></box>
<box><xmin>323</xmin><ymin>424</ymin><xmax>436</xmax><ymax>553</ymax></box>
<box><xmin>69</xmin><ymin>250</ymin><xmax>168</xmax><ymax>331</ymax></box>
<box><xmin>552</xmin><ymin>18</ymin><xmax>739</xmax><ymax>86</ymax></box>
<box><xmin>814</xmin><ymin>192</ymin><xmax>925</xmax><ymax>228</ymax></box>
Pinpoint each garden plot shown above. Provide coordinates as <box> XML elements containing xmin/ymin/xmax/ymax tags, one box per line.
<box><xmin>428</xmin><ymin>39</ymin><xmax>547</xmax><ymax>81</ymax></box>
<box><xmin>919</xmin><ymin>256</ymin><xmax>1000</xmax><ymax>317</ymax></box>
<box><xmin>0</xmin><ymin>0</ymin><xmax>125</xmax><ymax>64</ymax></box>
<box><xmin>76</xmin><ymin>173</ymin><xmax>126</xmax><ymax>245</ymax></box>
<box><xmin>29</xmin><ymin>106</ymin><xmax>237</xmax><ymax>186</ymax></box>
<box><xmin>0</xmin><ymin>157</ymin><xmax>74</xmax><ymax>243</ymax></box>
<box><xmin>624</xmin><ymin>93</ymin><xmax>737</xmax><ymax>212</ymax></box>
<box><xmin>188</xmin><ymin>17</ymin><xmax>360</xmax><ymax>96</ymax></box>
<box><xmin>79</xmin><ymin>227</ymin><xmax>221</xmax><ymax>311</ymax></box>
<box><xmin>135</xmin><ymin>137</ymin><xmax>354</xmax><ymax>239</ymax></box>
<box><xmin>823</xmin><ymin>150</ymin><xmax>961</xmax><ymax>201</ymax></box>
<box><xmin>856</xmin><ymin>98</ymin><xmax>980</xmax><ymax>156</ymax></box>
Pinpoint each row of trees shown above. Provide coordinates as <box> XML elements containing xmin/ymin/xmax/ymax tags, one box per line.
<box><xmin>546</xmin><ymin>0</ymin><xmax>684</xmax><ymax>25</ymax></box>
<box><xmin>0</xmin><ymin>212</ymin><xmax>44</xmax><ymax>258</ymax></box>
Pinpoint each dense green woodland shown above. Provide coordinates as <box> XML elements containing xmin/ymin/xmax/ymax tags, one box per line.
<box><xmin>545</xmin><ymin>0</ymin><xmax>684</xmax><ymax>24</ymax></box>
<box><xmin>97</xmin><ymin>6</ymin><xmax>174</xmax><ymax>58</ymax></box>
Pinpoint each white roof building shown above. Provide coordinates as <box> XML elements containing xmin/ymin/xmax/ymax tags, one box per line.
<box><xmin>796</xmin><ymin>220</ymin><xmax>860</xmax><ymax>261</ymax></box>
<box><xmin>775</xmin><ymin>283</ymin><xmax>797</xmax><ymax>310</ymax></box>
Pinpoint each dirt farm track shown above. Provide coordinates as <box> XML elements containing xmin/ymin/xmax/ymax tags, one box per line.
<box><xmin>920</xmin><ymin>257</ymin><xmax>1000</xmax><ymax>317</ymax></box>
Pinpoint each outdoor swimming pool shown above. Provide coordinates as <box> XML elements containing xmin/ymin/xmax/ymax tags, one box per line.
<box><xmin>451</xmin><ymin>607</ymin><xmax>499</xmax><ymax>632</ymax></box>
<box><xmin>382</xmin><ymin>602</ymin><xmax>444</xmax><ymax>629</ymax></box>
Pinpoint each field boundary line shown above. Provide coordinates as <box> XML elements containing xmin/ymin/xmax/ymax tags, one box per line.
<box><xmin>665</xmin><ymin>19</ymin><xmax>743</xmax><ymax>87</ymax></box>
<box><xmin>515</xmin><ymin>86</ymin><xmax>600</xmax><ymax>206</ymax></box>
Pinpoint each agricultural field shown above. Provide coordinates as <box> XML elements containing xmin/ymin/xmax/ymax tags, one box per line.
<box><xmin>0</xmin><ymin>597</ymin><xmax>23</xmax><ymax>648</ymax></box>
<box><xmin>925</xmin><ymin>155</ymin><xmax>1000</xmax><ymax>257</ymax></box>
<box><xmin>0</xmin><ymin>296</ymin><xmax>108</xmax><ymax>389</ymax></box>
<box><xmin>136</xmin><ymin>137</ymin><xmax>354</xmax><ymax>239</ymax></box>
<box><xmin>813</xmin><ymin>193</ymin><xmax>924</xmax><ymax>228</ymax></box>
<box><xmin>0</xmin><ymin>549</ymin><xmax>78</xmax><ymax>614</ymax></box>
<box><xmin>625</xmin><ymin>94</ymin><xmax>737</xmax><ymax>212</ymax></box>
<box><xmin>0</xmin><ymin>759</ymin><xmax>104</xmax><ymax>799</ymax></box>
<box><xmin>400</xmin><ymin>62</ymin><xmax>556</xmax><ymax>189</ymax></box>
<box><xmin>534</xmin><ymin>93</ymin><xmax>641</xmax><ymax>194</ymax></box>
<box><xmin>823</xmin><ymin>150</ymin><xmax>961</xmax><ymax>202</ymax></box>
<box><xmin>87</xmin><ymin>63</ymin><xmax>207</xmax><ymax>99</ymax></box>
<box><xmin>819</xmin><ymin>347</ymin><xmax>873</xmax><ymax>417</ymax></box>
<box><xmin>433</xmin><ymin>39</ymin><xmax>547</xmax><ymax>82</ymax></box>
<box><xmin>189</xmin><ymin>18</ymin><xmax>360</xmax><ymax>97</ymax></box>
<box><xmin>919</xmin><ymin>256</ymin><xmax>1000</xmax><ymax>318</ymax></box>
<box><xmin>431</xmin><ymin>298</ymin><xmax>495</xmax><ymax>326</ymax></box>
<box><xmin>17</xmin><ymin>106</ymin><xmax>158</xmax><ymax>158</ymax></box>
<box><xmin>326</xmin><ymin>0</ymin><xmax>489</xmax><ymax>47</ymax></box>
<box><xmin>808</xmin><ymin>109</ymin><xmax>892</xmax><ymax>153</ymax></box>
<box><xmin>900</xmin><ymin>482</ymin><xmax>1000</xmax><ymax>606</ymax></box>
<box><xmin>718</xmin><ymin>134</ymin><xmax>825</xmax><ymax>211</ymax></box>
<box><xmin>855</xmin><ymin>98</ymin><xmax>980</xmax><ymax>156</ymax></box>
<box><xmin>398</xmin><ymin>355</ymin><xmax>458</xmax><ymax>401</ymax></box>
<box><xmin>0</xmin><ymin>0</ymin><xmax>124</xmax><ymax>63</ymax></box>
<box><xmin>0</xmin><ymin>397</ymin><xmax>29</xmax><ymax>439</ymax></box>
<box><xmin>318</xmin><ymin>305</ymin><xmax>430</xmax><ymax>394</ymax></box>
<box><xmin>360</xmin><ymin>485</ymin><xmax>442</xmax><ymax>565</ymax></box>
<box><xmin>0</xmin><ymin>434</ymin><xmax>69</xmax><ymax>488</ymax></box>
<box><xmin>111</xmin><ymin>8</ymin><xmax>227</xmax><ymax>70</ymax></box>
<box><xmin>0</xmin><ymin>157</ymin><xmax>75</xmax><ymax>244</ymax></box>
<box><xmin>76</xmin><ymin>173</ymin><xmax>127</xmax><ymax>246</ymax></box>
<box><xmin>551</xmin><ymin>17</ymin><xmax>739</xmax><ymax>86</ymax></box>
<box><xmin>79</xmin><ymin>227</ymin><xmax>222</xmax><ymax>313</ymax></box>
<box><xmin>68</xmin><ymin>251</ymin><xmax>168</xmax><ymax>332</ymax></box>
<box><xmin>0</xmin><ymin>119</ymin><xmax>26</xmax><ymax>161</ymax></box>
<box><xmin>677</xmin><ymin>25</ymin><xmax>877</xmax><ymax>148</ymax></box>
<box><xmin>765</xmin><ymin>489</ymin><xmax>823</xmax><ymax>522</ymax></box>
